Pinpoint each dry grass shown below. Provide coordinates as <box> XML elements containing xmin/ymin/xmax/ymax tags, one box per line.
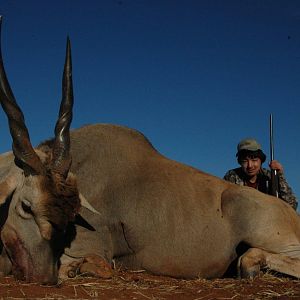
<box><xmin>63</xmin><ymin>271</ymin><xmax>300</xmax><ymax>299</ymax></box>
<box><xmin>1</xmin><ymin>271</ymin><xmax>300</xmax><ymax>300</ymax></box>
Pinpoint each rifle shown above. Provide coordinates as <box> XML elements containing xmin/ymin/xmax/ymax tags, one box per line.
<box><xmin>269</xmin><ymin>113</ymin><xmax>279</xmax><ymax>197</ymax></box>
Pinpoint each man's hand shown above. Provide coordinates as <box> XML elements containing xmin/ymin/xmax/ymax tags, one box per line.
<box><xmin>269</xmin><ymin>160</ymin><xmax>284</xmax><ymax>173</ymax></box>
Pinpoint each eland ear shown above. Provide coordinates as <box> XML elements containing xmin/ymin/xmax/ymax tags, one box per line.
<box><xmin>0</xmin><ymin>171</ymin><xmax>19</xmax><ymax>205</ymax></box>
<box><xmin>79</xmin><ymin>193</ymin><xmax>101</xmax><ymax>215</ymax></box>
<box><xmin>0</xmin><ymin>170</ymin><xmax>20</xmax><ymax>230</ymax></box>
<box><xmin>73</xmin><ymin>194</ymin><xmax>99</xmax><ymax>231</ymax></box>
<box><xmin>74</xmin><ymin>214</ymin><xmax>96</xmax><ymax>231</ymax></box>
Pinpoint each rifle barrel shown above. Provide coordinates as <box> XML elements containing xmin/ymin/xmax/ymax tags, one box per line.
<box><xmin>270</xmin><ymin>113</ymin><xmax>274</xmax><ymax>161</ymax></box>
<box><xmin>269</xmin><ymin>113</ymin><xmax>279</xmax><ymax>197</ymax></box>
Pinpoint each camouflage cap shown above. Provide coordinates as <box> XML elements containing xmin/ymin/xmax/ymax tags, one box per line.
<box><xmin>237</xmin><ymin>138</ymin><xmax>262</xmax><ymax>152</ymax></box>
<box><xmin>236</xmin><ymin>138</ymin><xmax>266</xmax><ymax>163</ymax></box>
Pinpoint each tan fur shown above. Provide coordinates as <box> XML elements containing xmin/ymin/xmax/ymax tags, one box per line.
<box><xmin>57</xmin><ymin>124</ymin><xmax>300</xmax><ymax>280</ymax></box>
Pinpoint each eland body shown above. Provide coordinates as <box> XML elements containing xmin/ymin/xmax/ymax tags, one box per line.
<box><xmin>1</xmin><ymin>19</ymin><xmax>300</xmax><ymax>283</ymax></box>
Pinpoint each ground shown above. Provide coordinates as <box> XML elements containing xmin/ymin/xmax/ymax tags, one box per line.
<box><xmin>1</xmin><ymin>270</ymin><xmax>300</xmax><ymax>300</ymax></box>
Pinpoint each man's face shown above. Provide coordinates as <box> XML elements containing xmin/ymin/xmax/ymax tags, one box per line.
<box><xmin>240</xmin><ymin>156</ymin><xmax>262</xmax><ymax>178</ymax></box>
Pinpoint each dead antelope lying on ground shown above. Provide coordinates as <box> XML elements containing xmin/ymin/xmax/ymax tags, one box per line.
<box><xmin>0</xmin><ymin>18</ymin><xmax>300</xmax><ymax>284</ymax></box>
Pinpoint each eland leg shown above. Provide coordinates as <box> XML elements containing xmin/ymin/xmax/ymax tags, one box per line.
<box><xmin>238</xmin><ymin>247</ymin><xmax>300</xmax><ymax>279</ymax></box>
<box><xmin>59</xmin><ymin>254</ymin><xmax>113</xmax><ymax>279</ymax></box>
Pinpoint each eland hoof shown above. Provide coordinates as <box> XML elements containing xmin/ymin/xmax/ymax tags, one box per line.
<box><xmin>59</xmin><ymin>254</ymin><xmax>113</xmax><ymax>279</ymax></box>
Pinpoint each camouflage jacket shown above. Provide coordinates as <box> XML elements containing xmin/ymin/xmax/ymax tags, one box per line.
<box><xmin>223</xmin><ymin>167</ymin><xmax>298</xmax><ymax>210</ymax></box>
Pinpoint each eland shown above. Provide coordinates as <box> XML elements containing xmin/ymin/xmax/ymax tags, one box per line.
<box><xmin>0</xmin><ymin>18</ymin><xmax>300</xmax><ymax>284</ymax></box>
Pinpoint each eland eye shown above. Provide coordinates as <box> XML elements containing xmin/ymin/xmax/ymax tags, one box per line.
<box><xmin>22</xmin><ymin>201</ymin><xmax>32</xmax><ymax>214</ymax></box>
<box><xmin>17</xmin><ymin>199</ymin><xmax>33</xmax><ymax>219</ymax></box>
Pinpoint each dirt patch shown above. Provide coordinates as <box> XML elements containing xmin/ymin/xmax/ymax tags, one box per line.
<box><xmin>1</xmin><ymin>271</ymin><xmax>300</xmax><ymax>299</ymax></box>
